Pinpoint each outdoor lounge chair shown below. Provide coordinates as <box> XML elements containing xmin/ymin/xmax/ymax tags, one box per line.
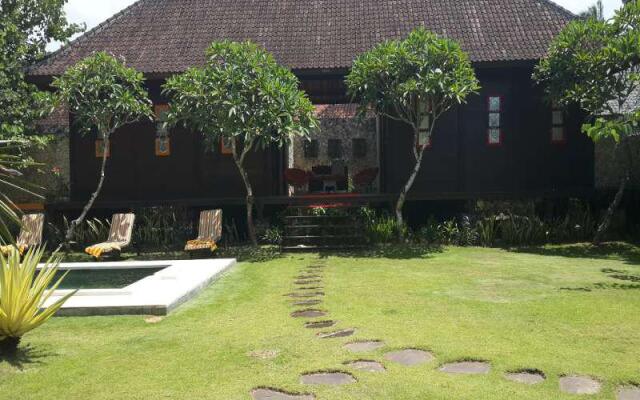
<box><xmin>0</xmin><ymin>213</ymin><xmax>45</xmax><ymax>255</ymax></box>
<box><xmin>85</xmin><ymin>213</ymin><xmax>135</xmax><ymax>259</ymax></box>
<box><xmin>185</xmin><ymin>210</ymin><xmax>222</xmax><ymax>253</ymax></box>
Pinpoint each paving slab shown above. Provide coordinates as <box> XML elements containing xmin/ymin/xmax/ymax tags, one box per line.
<box><xmin>251</xmin><ymin>388</ymin><xmax>315</xmax><ymax>400</ymax></box>
<box><xmin>344</xmin><ymin>341</ymin><xmax>385</xmax><ymax>353</ymax></box>
<box><xmin>559</xmin><ymin>376</ymin><xmax>602</xmax><ymax>395</ymax></box>
<box><xmin>291</xmin><ymin>309</ymin><xmax>327</xmax><ymax>318</ymax></box>
<box><xmin>318</xmin><ymin>329</ymin><xmax>356</xmax><ymax>339</ymax></box>
<box><xmin>617</xmin><ymin>386</ymin><xmax>640</xmax><ymax>400</ymax></box>
<box><xmin>300</xmin><ymin>372</ymin><xmax>356</xmax><ymax>385</ymax></box>
<box><xmin>384</xmin><ymin>349</ymin><xmax>434</xmax><ymax>366</ymax></box>
<box><xmin>345</xmin><ymin>360</ymin><xmax>386</xmax><ymax>373</ymax></box>
<box><xmin>440</xmin><ymin>361</ymin><xmax>491</xmax><ymax>375</ymax></box>
<box><xmin>305</xmin><ymin>320</ymin><xmax>336</xmax><ymax>329</ymax></box>
<box><xmin>505</xmin><ymin>371</ymin><xmax>546</xmax><ymax>385</ymax></box>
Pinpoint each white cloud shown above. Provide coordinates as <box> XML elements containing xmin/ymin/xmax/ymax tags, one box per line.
<box><xmin>49</xmin><ymin>0</ymin><xmax>625</xmax><ymax>51</ymax></box>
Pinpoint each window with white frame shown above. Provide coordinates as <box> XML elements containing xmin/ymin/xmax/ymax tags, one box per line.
<box><xmin>487</xmin><ymin>95</ymin><xmax>502</xmax><ymax>146</ymax></box>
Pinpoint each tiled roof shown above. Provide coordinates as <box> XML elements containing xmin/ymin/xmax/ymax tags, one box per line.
<box><xmin>29</xmin><ymin>0</ymin><xmax>575</xmax><ymax>76</ymax></box>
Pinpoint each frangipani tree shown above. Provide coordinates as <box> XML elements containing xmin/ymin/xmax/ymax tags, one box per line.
<box><xmin>347</xmin><ymin>27</ymin><xmax>480</xmax><ymax>231</ymax></box>
<box><xmin>53</xmin><ymin>52</ymin><xmax>152</xmax><ymax>243</ymax></box>
<box><xmin>164</xmin><ymin>41</ymin><xmax>318</xmax><ymax>245</ymax></box>
<box><xmin>534</xmin><ymin>1</ymin><xmax>640</xmax><ymax>244</ymax></box>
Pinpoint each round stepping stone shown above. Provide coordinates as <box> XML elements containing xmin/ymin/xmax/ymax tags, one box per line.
<box><xmin>286</xmin><ymin>292</ymin><xmax>324</xmax><ymax>298</ymax></box>
<box><xmin>297</xmin><ymin>274</ymin><xmax>322</xmax><ymax>280</ymax></box>
<box><xmin>345</xmin><ymin>360</ymin><xmax>386</xmax><ymax>373</ymax></box>
<box><xmin>307</xmin><ymin>265</ymin><xmax>326</xmax><ymax>269</ymax></box>
<box><xmin>440</xmin><ymin>361</ymin><xmax>491</xmax><ymax>375</ymax></box>
<box><xmin>251</xmin><ymin>388</ymin><xmax>315</xmax><ymax>400</ymax></box>
<box><xmin>617</xmin><ymin>386</ymin><xmax>640</xmax><ymax>400</ymax></box>
<box><xmin>318</xmin><ymin>328</ymin><xmax>356</xmax><ymax>339</ymax></box>
<box><xmin>505</xmin><ymin>370</ymin><xmax>546</xmax><ymax>385</ymax></box>
<box><xmin>295</xmin><ymin>280</ymin><xmax>322</xmax><ymax>286</ymax></box>
<box><xmin>297</xmin><ymin>286</ymin><xmax>323</xmax><ymax>291</ymax></box>
<box><xmin>291</xmin><ymin>309</ymin><xmax>327</xmax><ymax>318</ymax></box>
<box><xmin>300</xmin><ymin>372</ymin><xmax>356</xmax><ymax>385</ymax></box>
<box><xmin>305</xmin><ymin>320</ymin><xmax>336</xmax><ymax>329</ymax></box>
<box><xmin>559</xmin><ymin>376</ymin><xmax>602</xmax><ymax>395</ymax></box>
<box><xmin>293</xmin><ymin>299</ymin><xmax>322</xmax><ymax>306</ymax></box>
<box><xmin>384</xmin><ymin>349</ymin><xmax>434</xmax><ymax>366</ymax></box>
<box><xmin>344</xmin><ymin>340</ymin><xmax>385</xmax><ymax>353</ymax></box>
<box><xmin>144</xmin><ymin>316</ymin><xmax>164</xmax><ymax>324</ymax></box>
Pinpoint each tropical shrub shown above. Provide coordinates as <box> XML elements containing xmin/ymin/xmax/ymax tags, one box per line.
<box><xmin>261</xmin><ymin>226</ymin><xmax>283</xmax><ymax>245</ymax></box>
<box><xmin>476</xmin><ymin>216</ymin><xmax>499</xmax><ymax>247</ymax></box>
<box><xmin>361</xmin><ymin>208</ymin><xmax>407</xmax><ymax>243</ymax></box>
<box><xmin>0</xmin><ymin>247</ymin><xmax>75</xmax><ymax>356</ymax></box>
<box><xmin>133</xmin><ymin>207</ymin><xmax>193</xmax><ymax>249</ymax></box>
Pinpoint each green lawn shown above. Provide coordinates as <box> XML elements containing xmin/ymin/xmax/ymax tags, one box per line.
<box><xmin>1</xmin><ymin>244</ymin><xmax>639</xmax><ymax>399</ymax></box>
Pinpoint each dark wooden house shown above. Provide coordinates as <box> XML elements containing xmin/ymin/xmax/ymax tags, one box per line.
<box><xmin>27</xmin><ymin>0</ymin><xmax>593</xmax><ymax>211</ymax></box>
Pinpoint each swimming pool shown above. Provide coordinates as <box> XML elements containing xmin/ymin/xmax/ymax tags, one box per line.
<box><xmin>42</xmin><ymin>259</ymin><xmax>236</xmax><ymax>316</ymax></box>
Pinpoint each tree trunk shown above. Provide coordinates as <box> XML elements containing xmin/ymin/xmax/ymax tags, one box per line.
<box><xmin>232</xmin><ymin>139</ymin><xmax>257</xmax><ymax>246</ymax></box>
<box><xmin>593</xmin><ymin>137</ymin><xmax>634</xmax><ymax>245</ymax></box>
<box><xmin>593</xmin><ymin>172</ymin><xmax>629</xmax><ymax>245</ymax></box>
<box><xmin>395</xmin><ymin>135</ymin><xmax>428</xmax><ymax>238</ymax></box>
<box><xmin>0</xmin><ymin>336</ymin><xmax>20</xmax><ymax>358</ymax></box>
<box><xmin>64</xmin><ymin>134</ymin><xmax>110</xmax><ymax>245</ymax></box>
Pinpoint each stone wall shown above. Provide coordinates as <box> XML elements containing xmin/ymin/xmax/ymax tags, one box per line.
<box><xmin>595</xmin><ymin>136</ymin><xmax>640</xmax><ymax>190</ymax></box>
<box><xmin>290</xmin><ymin>104</ymin><xmax>378</xmax><ymax>192</ymax></box>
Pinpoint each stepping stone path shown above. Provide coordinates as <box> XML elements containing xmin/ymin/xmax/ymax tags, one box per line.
<box><xmin>345</xmin><ymin>360</ymin><xmax>386</xmax><ymax>373</ymax></box>
<box><xmin>384</xmin><ymin>349</ymin><xmax>434</xmax><ymax>366</ymax></box>
<box><xmin>251</xmin><ymin>388</ymin><xmax>315</xmax><ymax>400</ymax></box>
<box><xmin>295</xmin><ymin>280</ymin><xmax>322</xmax><ymax>286</ymax></box>
<box><xmin>505</xmin><ymin>371</ymin><xmax>546</xmax><ymax>385</ymax></box>
<box><xmin>317</xmin><ymin>328</ymin><xmax>356</xmax><ymax>339</ymax></box>
<box><xmin>559</xmin><ymin>376</ymin><xmax>602</xmax><ymax>395</ymax></box>
<box><xmin>286</xmin><ymin>292</ymin><xmax>324</xmax><ymax>298</ymax></box>
<box><xmin>305</xmin><ymin>320</ymin><xmax>336</xmax><ymax>329</ymax></box>
<box><xmin>300</xmin><ymin>372</ymin><xmax>356</xmax><ymax>385</ymax></box>
<box><xmin>344</xmin><ymin>341</ymin><xmax>385</xmax><ymax>353</ymax></box>
<box><xmin>618</xmin><ymin>386</ymin><xmax>640</xmax><ymax>400</ymax></box>
<box><xmin>291</xmin><ymin>309</ymin><xmax>327</xmax><ymax>318</ymax></box>
<box><xmin>293</xmin><ymin>299</ymin><xmax>322</xmax><ymax>306</ymax></box>
<box><xmin>440</xmin><ymin>361</ymin><xmax>491</xmax><ymax>375</ymax></box>
<box><xmin>297</xmin><ymin>275</ymin><xmax>322</xmax><ymax>280</ymax></box>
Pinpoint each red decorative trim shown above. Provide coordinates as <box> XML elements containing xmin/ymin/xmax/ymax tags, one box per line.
<box><xmin>487</xmin><ymin>95</ymin><xmax>504</xmax><ymax>112</ymax></box>
<box><xmin>551</xmin><ymin>127</ymin><xmax>567</xmax><ymax>144</ymax></box>
<box><xmin>487</xmin><ymin>129</ymin><xmax>503</xmax><ymax>146</ymax></box>
<box><xmin>220</xmin><ymin>138</ymin><xmax>233</xmax><ymax>155</ymax></box>
<box><xmin>416</xmin><ymin>132</ymin><xmax>432</xmax><ymax>149</ymax></box>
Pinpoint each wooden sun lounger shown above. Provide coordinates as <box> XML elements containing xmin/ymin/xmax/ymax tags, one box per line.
<box><xmin>85</xmin><ymin>213</ymin><xmax>135</xmax><ymax>259</ymax></box>
<box><xmin>185</xmin><ymin>210</ymin><xmax>222</xmax><ymax>253</ymax></box>
<box><xmin>0</xmin><ymin>213</ymin><xmax>45</xmax><ymax>255</ymax></box>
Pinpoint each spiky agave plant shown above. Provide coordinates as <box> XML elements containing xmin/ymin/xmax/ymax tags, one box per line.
<box><xmin>0</xmin><ymin>247</ymin><xmax>76</xmax><ymax>356</ymax></box>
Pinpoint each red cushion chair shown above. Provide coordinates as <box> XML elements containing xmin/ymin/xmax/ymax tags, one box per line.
<box><xmin>353</xmin><ymin>168</ymin><xmax>379</xmax><ymax>192</ymax></box>
<box><xmin>284</xmin><ymin>168</ymin><xmax>310</xmax><ymax>188</ymax></box>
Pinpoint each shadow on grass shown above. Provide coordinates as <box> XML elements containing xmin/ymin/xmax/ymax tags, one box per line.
<box><xmin>560</xmin><ymin>265</ymin><xmax>640</xmax><ymax>292</ymax></box>
<box><xmin>316</xmin><ymin>244</ymin><xmax>444</xmax><ymax>259</ymax></box>
<box><xmin>509</xmin><ymin>242</ymin><xmax>640</xmax><ymax>266</ymax></box>
<box><xmin>0</xmin><ymin>344</ymin><xmax>54</xmax><ymax>371</ymax></box>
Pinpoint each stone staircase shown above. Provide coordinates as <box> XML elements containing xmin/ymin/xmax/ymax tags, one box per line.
<box><xmin>282</xmin><ymin>206</ymin><xmax>367</xmax><ymax>251</ymax></box>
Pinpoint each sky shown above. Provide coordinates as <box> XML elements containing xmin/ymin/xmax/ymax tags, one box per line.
<box><xmin>49</xmin><ymin>0</ymin><xmax>625</xmax><ymax>51</ymax></box>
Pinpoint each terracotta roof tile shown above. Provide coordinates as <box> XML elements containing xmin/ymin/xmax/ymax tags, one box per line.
<box><xmin>29</xmin><ymin>0</ymin><xmax>575</xmax><ymax>76</ymax></box>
